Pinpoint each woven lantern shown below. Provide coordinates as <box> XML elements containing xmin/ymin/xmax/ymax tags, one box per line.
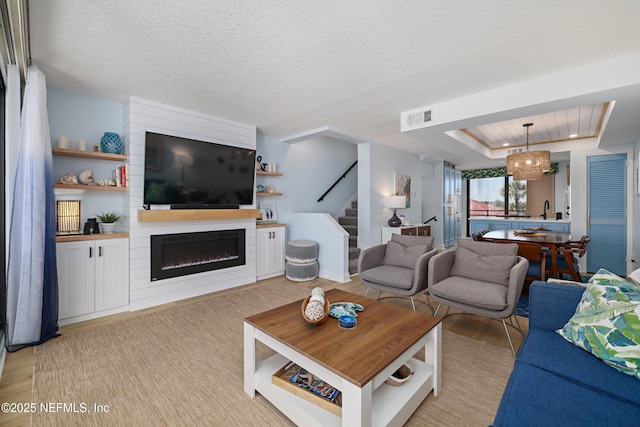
<box><xmin>506</xmin><ymin>123</ymin><xmax>551</xmax><ymax>181</ymax></box>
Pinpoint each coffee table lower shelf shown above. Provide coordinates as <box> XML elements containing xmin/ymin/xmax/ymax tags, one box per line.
<box><xmin>254</xmin><ymin>353</ymin><xmax>435</xmax><ymax>427</ymax></box>
<box><xmin>272</xmin><ymin>362</ymin><xmax>343</xmax><ymax>416</ymax></box>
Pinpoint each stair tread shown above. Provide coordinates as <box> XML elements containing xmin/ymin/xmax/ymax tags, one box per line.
<box><xmin>341</xmin><ymin>201</ymin><xmax>358</xmax><ymax>273</ymax></box>
<box><xmin>338</xmin><ymin>217</ymin><xmax>358</xmax><ymax>226</ymax></box>
<box><xmin>349</xmin><ymin>258</ymin><xmax>359</xmax><ymax>274</ymax></box>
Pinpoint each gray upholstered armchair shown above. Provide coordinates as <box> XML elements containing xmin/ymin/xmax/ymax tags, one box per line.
<box><xmin>358</xmin><ymin>234</ymin><xmax>438</xmax><ymax>311</ymax></box>
<box><xmin>428</xmin><ymin>239</ymin><xmax>529</xmax><ymax>356</ymax></box>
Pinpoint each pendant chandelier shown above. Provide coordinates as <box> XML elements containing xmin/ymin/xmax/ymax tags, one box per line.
<box><xmin>506</xmin><ymin>123</ymin><xmax>551</xmax><ymax>181</ymax></box>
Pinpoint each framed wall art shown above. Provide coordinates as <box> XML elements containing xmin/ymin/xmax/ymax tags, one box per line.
<box><xmin>394</xmin><ymin>172</ymin><xmax>411</xmax><ymax>208</ymax></box>
<box><xmin>258</xmin><ymin>200</ymin><xmax>278</xmax><ymax>224</ymax></box>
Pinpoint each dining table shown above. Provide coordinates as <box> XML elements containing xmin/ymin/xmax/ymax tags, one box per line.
<box><xmin>481</xmin><ymin>229</ymin><xmax>573</xmax><ymax>279</ymax></box>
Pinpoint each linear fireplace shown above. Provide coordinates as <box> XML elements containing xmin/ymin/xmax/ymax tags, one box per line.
<box><xmin>150</xmin><ymin>229</ymin><xmax>246</xmax><ymax>281</ymax></box>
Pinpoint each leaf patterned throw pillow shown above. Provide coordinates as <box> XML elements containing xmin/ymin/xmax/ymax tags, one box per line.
<box><xmin>557</xmin><ymin>268</ymin><xmax>640</xmax><ymax>380</ymax></box>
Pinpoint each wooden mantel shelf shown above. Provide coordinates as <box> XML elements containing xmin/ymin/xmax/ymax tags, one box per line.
<box><xmin>56</xmin><ymin>232</ymin><xmax>130</xmax><ymax>243</ymax></box>
<box><xmin>137</xmin><ymin>209</ymin><xmax>260</xmax><ymax>222</ymax></box>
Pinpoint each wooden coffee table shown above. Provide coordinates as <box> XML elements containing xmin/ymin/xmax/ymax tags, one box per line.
<box><xmin>244</xmin><ymin>289</ymin><xmax>442</xmax><ymax>426</ymax></box>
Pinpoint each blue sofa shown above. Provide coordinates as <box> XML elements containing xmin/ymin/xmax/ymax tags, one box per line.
<box><xmin>493</xmin><ymin>281</ymin><xmax>640</xmax><ymax>426</ymax></box>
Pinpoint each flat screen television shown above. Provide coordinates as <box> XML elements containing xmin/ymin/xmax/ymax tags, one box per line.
<box><xmin>143</xmin><ymin>131</ymin><xmax>256</xmax><ymax>208</ymax></box>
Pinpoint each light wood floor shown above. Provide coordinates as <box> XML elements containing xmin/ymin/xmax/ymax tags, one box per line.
<box><xmin>0</xmin><ymin>275</ymin><xmax>527</xmax><ymax>427</ymax></box>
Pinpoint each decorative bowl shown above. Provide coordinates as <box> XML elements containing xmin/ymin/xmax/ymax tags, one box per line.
<box><xmin>301</xmin><ymin>296</ymin><xmax>330</xmax><ymax>326</ymax></box>
<box><xmin>100</xmin><ymin>132</ymin><xmax>123</xmax><ymax>154</ymax></box>
<box><xmin>385</xmin><ymin>363</ymin><xmax>414</xmax><ymax>386</ymax></box>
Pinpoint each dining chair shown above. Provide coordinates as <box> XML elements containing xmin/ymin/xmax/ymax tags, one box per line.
<box><xmin>471</xmin><ymin>232</ymin><xmax>484</xmax><ymax>241</ymax></box>
<box><xmin>516</xmin><ymin>242</ymin><xmax>547</xmax><ymax>282</ymax></box>
<box><xmin>546</xmin><ymin>235</ymin><xmax>590</xmax><ymax>282</ymax></box>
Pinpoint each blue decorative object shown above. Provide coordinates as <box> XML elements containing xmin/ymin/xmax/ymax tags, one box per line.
<box><xmin>338</xmin><ymin>315</ymin><xmax>357</xmax><ymax>329</ymax></box>
<box><xmin>100</xmin><ymin>132</ymin><xmax>123</xmax><ymax>154</ymax></box>
<box><xmin>329</xmin><ymin>302</ymin><xmax>364</xmax><ymax>318</ymax></box>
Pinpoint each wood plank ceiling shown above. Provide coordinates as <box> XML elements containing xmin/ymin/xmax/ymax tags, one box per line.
<box><xmin>462</xmin><ymin>102</ymin><xmax>608</xmax><ymax>150</ymax></box>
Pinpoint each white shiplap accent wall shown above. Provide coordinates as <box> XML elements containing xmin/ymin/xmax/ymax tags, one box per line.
<box><xmin>124</xmin><ymin>96</ymin><xmax>257</xmax><ymax>311</ymax></box>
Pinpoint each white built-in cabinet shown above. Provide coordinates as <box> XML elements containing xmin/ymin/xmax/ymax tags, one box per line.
<box><xmin>57</xmin><ymin>237</ymin><xmax>129</xmax><ymax>324</ymax></box>
<box><xmin>256</xmin><ymin>225</ymin><xmax>285</xmax><ymax>280</ymax></box>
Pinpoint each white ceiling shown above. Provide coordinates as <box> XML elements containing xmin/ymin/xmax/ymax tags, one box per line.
<box><xmin>28</xmin><ymin>0</ymin><xmax>640</xmax><ymax>169</ymax></box>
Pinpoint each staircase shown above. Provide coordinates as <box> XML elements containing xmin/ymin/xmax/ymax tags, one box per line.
<box><xmin>338</xmin><ymin>200</ymin><xmax>360</xmax><ymax>275</ymax></box>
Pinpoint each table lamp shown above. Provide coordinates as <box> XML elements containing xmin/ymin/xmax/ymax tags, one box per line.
<box><xmin>386</xmin><ymin>195</ymin><xmax>406</xmax><ymax>227</ymax></box>
<box><xmin>56</xmin><ymin>200</ymin><xmax>81</xmax><ymax>235</ymax></box>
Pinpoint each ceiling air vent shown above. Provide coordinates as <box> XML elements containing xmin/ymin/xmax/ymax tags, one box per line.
<box><xmin>401</xmin><ymin>107</ymin><xmax>433</xmax><ymax>132</ymax></box>
<box><xmin>408</xmin><ymin>110</ymin><xmax>431</xmax><ymax>127</ymax></box>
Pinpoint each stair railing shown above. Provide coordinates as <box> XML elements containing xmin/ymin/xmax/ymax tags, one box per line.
<box><xmin>317</xmin><ymin>161</ymin><xmax>357</xmax><ymax>202</ymax></box>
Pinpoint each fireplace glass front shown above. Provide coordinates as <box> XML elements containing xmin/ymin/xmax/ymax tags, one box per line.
<box><xmin>150</xmin><ymin>229</ymin><xmax>245</xmax><ymax>281</ymax></box>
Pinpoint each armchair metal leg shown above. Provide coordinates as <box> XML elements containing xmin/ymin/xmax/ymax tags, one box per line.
<box><xmin>364</xmin><ymin>288</ymin><xmax>370</xmax><ymax>297</ymax></box>
<box><xmin>513</xmin><ymin>315</ymin><xmax>524</xmax><ymax>333</ymax></box>
<box><xmin>424</xmin><ymin>291</ymin><xmax>435</xmax><ymax>314</ymax></box>
<box><xmin>433</xmin><ymin>303</ymin><xmax>449</xmax><ymax>317</ymax></box>
<box><xmin>502</xmin><ymin>319</ymin><xmax>517</xmax><ymax>358</ymax></box>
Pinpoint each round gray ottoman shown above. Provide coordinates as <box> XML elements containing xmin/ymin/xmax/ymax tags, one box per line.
<box><xmin>285</xmin><ymin>259</ymin><xmax>319</xmax><ymax>282</ymax></box>
<box><xmin>285</xmin><ymin>240</ymin><xmax>319</xmax><ymax>281</ymax></box>
<box><xmin>285</xmin><ymin>239</ymin><xmax>319</xmax><ymax>263</ymax></box>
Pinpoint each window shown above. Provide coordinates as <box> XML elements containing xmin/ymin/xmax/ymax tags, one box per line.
<box><xmin>469</xmin><ymin>177</ymin><xmax>527</xmax><ymax>217</ymax></box>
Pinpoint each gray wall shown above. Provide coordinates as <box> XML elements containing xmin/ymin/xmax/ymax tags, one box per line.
<box><xmin>47</xmin><ymin>87</ymin><xmax>125</xmax><ymax>225</ymax></box>
<box><xmin>357</xmin><ymin>141</ymin><xmax>427</xmax><ymax>248</ymax></box>
<box><xmin>256</xmin><ymin>133</ymin><xmax>358</xmax><ymax>225</ymax></box>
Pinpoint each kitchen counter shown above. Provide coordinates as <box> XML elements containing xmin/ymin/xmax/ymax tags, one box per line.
<box><xmin>474</xmin><ymin>217</ymin><xmax>570</xmax><ymax>223</ymax></box>
<box><xmin>469</xmin><ymin>217</ymin><xmax>571</xmax><ymax>234</ymax></box>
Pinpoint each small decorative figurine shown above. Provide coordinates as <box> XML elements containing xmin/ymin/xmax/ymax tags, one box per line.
<box><xmin>95</xmin><ymin>179</ymin><xmax>116</xmax><ymax>186</ymax></box>
<box><xmin>58</xmin><ymin>172</ymin><xmax>78</xmax><ymax>185</ymax></box>
<box><xmin>78</xmin><ymin>169</ymin><xmax>93</xmax><ymax>185</ymax></box>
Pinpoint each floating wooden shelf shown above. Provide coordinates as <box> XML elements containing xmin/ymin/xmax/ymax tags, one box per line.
<box><xmin>137</xmin><ymin>209</ymin><xmax>260</xmax><ymax>222</ymax></box>
<box><xmin>53</xmin><ymin>147</ymin><xmax>128</xmax><ymax>161</ymax></box>
<box><xmin>54</xmin><ymin>184</ymin><xmax>128</xmax><ymax>192</ymax></box>
<box><xmin>56</xmin><ymin>232</ymin><xmax>129</xmax><ymax>243</ymax></box>
<box><xmin>256</xmin><ymin>192</ymin><xmax>283</xmax><ymax>197</ymax></box>
<box><xmin>256</xmin><ymin>171</ymin><xmax>283</xmax><ymax>176</ymax></box>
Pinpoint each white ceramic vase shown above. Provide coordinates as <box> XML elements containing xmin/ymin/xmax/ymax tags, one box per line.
<box><xmin>100</xmin><ymin>222</ymin><xmax>115</xmax><ymax>234</ymax></box>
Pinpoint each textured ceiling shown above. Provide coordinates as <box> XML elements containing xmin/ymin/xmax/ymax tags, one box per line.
<box><xmin>28</xmin><ymin>0</ymin><xmax>640</xmax><ymax>168</ymax></box>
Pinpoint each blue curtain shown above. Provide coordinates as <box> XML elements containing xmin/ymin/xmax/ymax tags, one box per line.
<box><xmin>6</xmin><ymin>65</ymin><xmax>59</xmax><ymax>351</ymax></box>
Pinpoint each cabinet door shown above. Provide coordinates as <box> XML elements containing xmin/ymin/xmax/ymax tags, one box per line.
<box><xmin>416</xmin><ymin>225</ymin><xmax>431</xmax><ymax>236</ymax></box>
<box><xmin>257</xmin><ymin>228</ymin><xmax>285</xmax><ymax>277</ymax></box>
<box><xmin>272</xmin><ymin>229</ymin><xmax>285</xmax><ymax>271</ymax></box>
<box><xmin>57</xmin><ymin>241</ymin><xmax>95</xmax><ymax>319</ymax></box>
<box><xmin>491</xmin><ymin>221</ymin><xmax>512</xmax><ymax>231</ymax></box>
<box><xmin>400</xmin><ymin>227</ymin><xmax>416</xmax><ymax>236</ymax></box>
<box><xmin>541</xmin><ymin>222</ymin><xmax>570</xmax><ymax>233</ymax></box>
<box><xmin>469</xmin><ymin>220</ymin><xmax>489</xmax><ymax>234</ymax></box>
<box><xmin>256</xmin><ymin>228</ymin><xmax>271</xmax><ymax>276</ymax></box>
<box><xmin>443</xmin><ymin>167</ymin><xmax>462</xmax><ymax>247</ymax></box>
<box><xmin>95</xmin><ymin>238</ymin><xmax>130</xmax><ymax>311</ymax></box>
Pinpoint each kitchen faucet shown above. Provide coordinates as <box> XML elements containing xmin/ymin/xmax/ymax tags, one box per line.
<box><xmin>541</xmin><ymin>200</ymin><xmax>550</xmax><ymax>220</ymax></box>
